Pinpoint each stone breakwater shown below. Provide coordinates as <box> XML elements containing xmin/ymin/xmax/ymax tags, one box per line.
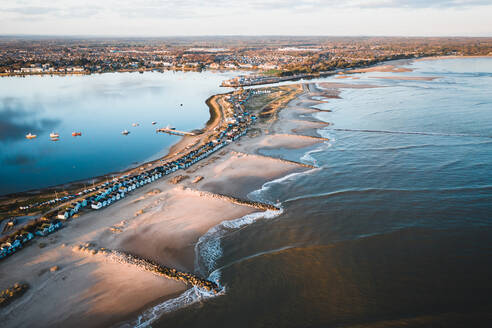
<box><xmin>72</xmin><ymin>244</ymin><xmax>219</xmax><ymax>293</ymax></box>
<box><xmin>183</xmin><ymin>187</ymin><xmax>280</xmax><ymax>211</ymax></box>
<box><xmin>231</xmin><ymin>151</ymin><xmax>317</xmax><ymax>169</ymax></box>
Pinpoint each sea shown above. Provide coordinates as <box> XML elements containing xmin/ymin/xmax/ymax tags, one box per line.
<box><xmin>2</xmin><ymin>58</ymin><xmax>492</xmax><ymax>327</ymax></box>
<box><xmin>146</xmin><ymin>58</ymin><xmax>492</xmax><ymax>327</ymax></box>
<box><xmin>0</xmin><ymin>70</ymin><xmax>236</xmax><ymax>195</ymax></box>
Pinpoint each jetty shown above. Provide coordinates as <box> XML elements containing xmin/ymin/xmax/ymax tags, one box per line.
<box><xmin>156</xmin><ymin>128</ymin><xmax>196</xmax><ymax>136</ymax></box>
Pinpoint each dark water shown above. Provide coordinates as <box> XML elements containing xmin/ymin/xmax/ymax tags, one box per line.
<box><xmin>0</xmin><ymin>71</ymin><xmax>236</xmax><ymax>195</ymax></box>
<box><xmin>152</xmin><ymin>58</ymin><xmax>492</xmax><ymax>327</ymax></box>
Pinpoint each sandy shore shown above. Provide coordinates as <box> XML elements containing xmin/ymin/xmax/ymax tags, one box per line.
<box><xmin>0</xmin><ymin>82</ymin><xmax>339</xmax><ymax>327</ymax></box>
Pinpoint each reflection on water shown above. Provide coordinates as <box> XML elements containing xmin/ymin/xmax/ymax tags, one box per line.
<box><xmin>0</xmin><ymin>71</ymin><xmax>236</xmax><ymax>195</ymax></box>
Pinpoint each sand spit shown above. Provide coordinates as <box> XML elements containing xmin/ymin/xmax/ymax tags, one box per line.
<box><xmin>0</xmin><ymin>82</ymin><xmax>333</xmax><ymax>327</ymax></box>
<box><xmin>369</xmin><ymin>76</ymin><xmax>440</xmax><ymax>81</ymax></box>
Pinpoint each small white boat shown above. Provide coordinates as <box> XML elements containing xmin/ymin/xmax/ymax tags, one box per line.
<box><xmin>152</xmin><ymin>121</ymin><xmax>157</xmax><ymax>125</ymax></box>
<box><xmin>50</xmin><ymin>132</ymin><xmax>60</xmax><ymax>138</ymax></box>
<box><xmin>122</xmin><ymin>130</ymin><xmax>130</xmax><ymax>135</ymax></box>
<box><xmin>26</xmin><ymin>133</ymin><xmax>37</xmax><ymax>139</ymax></box>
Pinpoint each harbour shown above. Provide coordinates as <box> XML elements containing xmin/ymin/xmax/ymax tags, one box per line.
<box><xmin>0</xmin><ymin>70</ymin><xmax>239</xmax><ymax>195</ymax></box>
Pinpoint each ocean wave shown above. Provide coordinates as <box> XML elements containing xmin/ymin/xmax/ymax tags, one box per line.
<box><xmin>132</xmin><ymin>283</ymin><xmax>226</xmax><ymax>328</ymax></box>
<box><xmin>248</xmin><ymin>168</ymin><xmax>320</xmax><ymax>205</ymax></box>
<box><xmin>195</xmin><ymin>208</ymin><xmax>284</xmax><ymax>275</ymax></box>
<box><xmin>129</xmin><ymin>208</ymin><xmax>284</xmax><ymax>328</ymax></box>
<box><xmin>300</xmin><ymin>130</ymin><xmax>333</xmax><ymax>165</ymax></box>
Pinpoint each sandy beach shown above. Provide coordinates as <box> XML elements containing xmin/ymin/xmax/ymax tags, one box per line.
<box><xmin>0</xmin><ymin>82</ymin><xmax>338</xmax><ymax>327</ymax></box>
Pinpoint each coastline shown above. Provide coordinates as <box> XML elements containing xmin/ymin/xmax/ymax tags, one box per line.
<box><xmin>2</xmin><ymin>55</ymin><xmax>488</xmax><ymax>327</ymax></box>
<box><xmin>0</xmin><ymin>81</ymin><xmax>339</xmax><ymax>327</ymax></box>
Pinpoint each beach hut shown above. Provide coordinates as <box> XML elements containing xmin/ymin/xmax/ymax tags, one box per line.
<box><xmin>91</xmin><ymin>201</ymin><xmax>103</xmax><ymax>210</ymax></box>
<box><xmin>58</xmin><ymin>210</ymin><xmax>70</xmax><ymax>220</ymax></box>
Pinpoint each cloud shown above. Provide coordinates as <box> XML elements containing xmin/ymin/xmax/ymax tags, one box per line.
<box><xmin>0</xmin><ymin>98</ymin><xmax>61</xmax><ymax>142</ymax></box>
<box><xmin>2</xmin><ymin>0</ymin><xmax>491</xmax><ymax>21</ymax></box>
<box><xmin>356</xmin><ymin>0</ymin><xmax>492</xmax><ymax>9</ymax></box>
<box><xmin>4</xmin><ymin>6</ymin><xmax>58</xmax><ymax>15</ymax></box>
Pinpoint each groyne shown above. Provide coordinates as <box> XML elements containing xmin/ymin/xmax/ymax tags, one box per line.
<box><xmin>184</xmin><ymin>187</ymin><xmax>280</xmax><ymax>211</ymax></box>
<box><xmin>72</xmin><ymin>245</ymin><xmax>220</xmax><ymax>293</ymax></box>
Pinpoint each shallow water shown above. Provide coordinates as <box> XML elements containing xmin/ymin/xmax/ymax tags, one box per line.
<box><xmin>153</xmin><ymin>58</ymin><xmax>492</xmax><ymax>327</ymax></box>
<box><xmin>0</xmin><ymin>70</ymin><xmax>236</xmax><ymax>195</ymax></box>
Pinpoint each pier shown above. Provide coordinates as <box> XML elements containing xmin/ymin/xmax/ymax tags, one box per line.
<box><xmin>156</xmin><ymin>128</ymin><xmax>196</xmax><ymax>136</ymax></box>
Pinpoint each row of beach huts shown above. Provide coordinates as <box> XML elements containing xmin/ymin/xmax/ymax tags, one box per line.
<box><xmin>2</xmin><ymin>90</ymin><xmax>255</xmax><ymax>261</ymax></box>
<box><xmin>0</xmin><ymin>221</ymin><xmax>63</xmax><ymax>260</ymax></box>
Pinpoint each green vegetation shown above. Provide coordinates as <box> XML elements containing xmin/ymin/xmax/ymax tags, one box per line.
<box><xmin>261</xmin><ymin>69</ymin><xmax>283</xmax><ymax>77</ymax></box>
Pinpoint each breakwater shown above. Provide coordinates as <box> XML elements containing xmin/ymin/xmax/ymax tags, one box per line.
<box><xmin>231</xmin><ymin>151</ymin><xmax>317</xmax><ymax>169</ymax></box>
<box><xmin>72</xmin><ymin>244</ymin><xmax>219</xmax><ymax>293</ymax></box>
<box><xmin>184</xmin><ymin>187</ymin><xmax>280</xmax><ymax>211</ymax></box>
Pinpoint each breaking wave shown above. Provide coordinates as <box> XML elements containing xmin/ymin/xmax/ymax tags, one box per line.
<box><xmin>133</xmin><ymin>281</ymin><xmax>225</xmax><ymax>328</ymax></box>
<box><xmin>130</xmin><ymin>208</ymin><xmax>284</xmax><ymax>328</ymax></box>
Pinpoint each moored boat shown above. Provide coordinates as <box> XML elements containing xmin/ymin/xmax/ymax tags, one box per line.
<box><xmin>50</xmin><ymin>132</ymin><xmax>60</xmax><ymax>138</ymax></box>
<box><xmin>72</xmin><ymin>132</ymin><xmax>82</xmax><ymax>136</ymax></box>
<box><xmin>122</xmin><ymin>130</ymin><xmax>130</xmax><ymax>135</ymax></box>
<box><xmin>132</xmin><ymin>123</ymin><xmax>139</xmax><ymax>127</ymax></box>
<box><xmin>152</xmin><ymin>121</ymin><xmax>157</xmax><ymax>125</ymax></box>
<box><xmin>25</xmin><ymin>133</ymin><xmax>37</xmax><ymax>139</ymax></box>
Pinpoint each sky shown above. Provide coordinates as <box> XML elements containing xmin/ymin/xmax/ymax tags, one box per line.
<box><xmin>1</xmin><ymin>0</ymin><xmax>492</xmax><ymax>36</ymax></box>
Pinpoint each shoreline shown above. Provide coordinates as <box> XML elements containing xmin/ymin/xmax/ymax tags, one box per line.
<box><xmin>2</xmin><ymin>55</ymin><xmax>488</xmax><ymax>326</ymax></box>
<box><xmin>0</xmin><ymin>81</ymin><xmax>337</xmax><ymax>327</ymax></box>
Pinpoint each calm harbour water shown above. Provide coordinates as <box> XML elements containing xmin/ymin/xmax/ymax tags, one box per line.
<box><xmin>0</xmin><ymin>70</ymin><xmax>235</xmax><ymax>195</ymax></box>
<box><xmin>154</xmin><ymin>58</ymin><xmax>492</xmax><ymax>327</ymax></box>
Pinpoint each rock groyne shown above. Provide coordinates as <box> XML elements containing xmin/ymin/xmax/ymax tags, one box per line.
<box><xmin>73</xmin><ymin>244</ymin><xmax>220</xmax><ymax>293</ymax></box>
